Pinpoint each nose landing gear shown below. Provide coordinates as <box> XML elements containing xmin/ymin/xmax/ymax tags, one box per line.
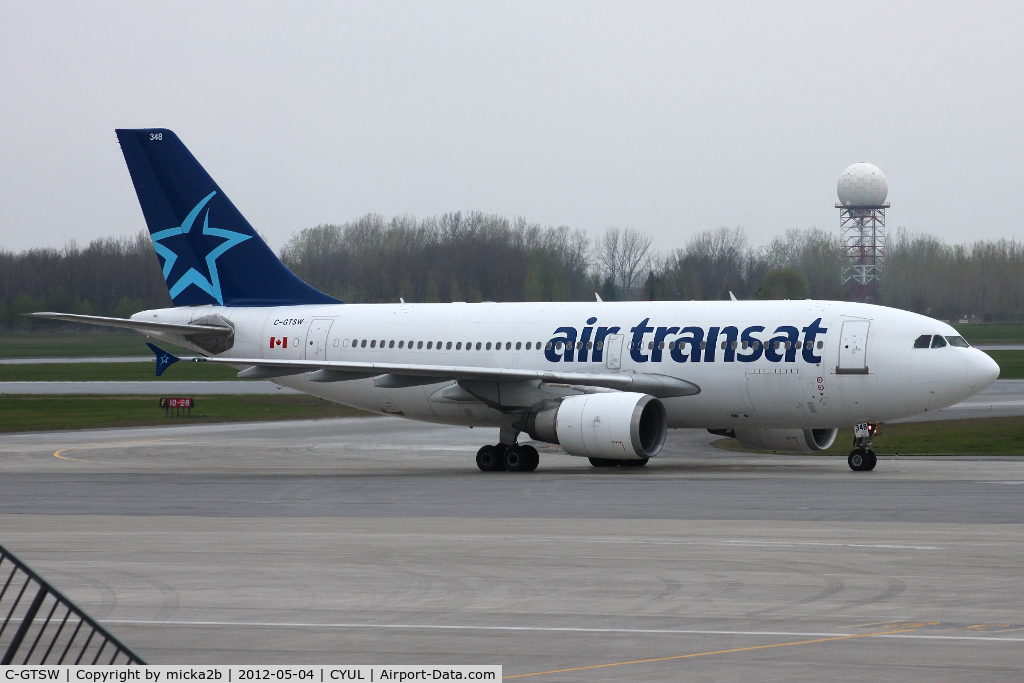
<box><xmin>848</xmin><ymin>448</ymin><xmax>877</xmax><ymax>471</ymax></box>
<box><xmin>849</xmin><ymin>422</ymin><xmax>878</xmax><ymax>471</ymax></box>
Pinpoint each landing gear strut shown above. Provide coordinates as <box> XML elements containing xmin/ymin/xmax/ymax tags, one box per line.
<box><xmin>848</xmin><ymin>422</ymin><xmax>878</xmax><ymax>472</ymax></box>
<box><xmin>476</xmin><ymin>443</ymin><xmax>540</xmax><ymax>472</ymax></box>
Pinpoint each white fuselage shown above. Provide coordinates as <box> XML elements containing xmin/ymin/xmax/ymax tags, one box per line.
<box><xmin>135</xmin><ymin>299</ymin><xmax>996</xmax><ymax>431</ymax></box>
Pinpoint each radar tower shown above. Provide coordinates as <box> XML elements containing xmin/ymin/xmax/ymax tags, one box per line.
<box><xmin>837</xmin><ymin>162</ymin><xmax>889</xmax><ymax>303</ymax></box>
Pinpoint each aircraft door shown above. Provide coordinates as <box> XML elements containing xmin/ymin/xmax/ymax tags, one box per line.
<box><xmin>305</xmin><ymin>319</ymin><xmax>334</xmax><ymax>360</ymax></box>
<box><xmin>605</xmin><ymin>334</ymin><xmax>624</xmax><ymax>370</ymax></box>
<box><xmin>837</xmin><ymin>320</ymin><xmax>870</xmax><ymax>373</ymax></box>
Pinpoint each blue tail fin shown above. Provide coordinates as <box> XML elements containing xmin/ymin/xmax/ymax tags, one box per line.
<box><xmin>147</xmin><ymin>342</ymin><xmax>180</xmax><ymax>376</ymax></box>
<box><xmin>115</xmin><ymin>128</ymin><xmax>341</xmax><ymax>307</ymax></box>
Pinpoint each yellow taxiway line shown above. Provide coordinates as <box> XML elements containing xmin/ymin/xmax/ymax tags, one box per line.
<box><xmin>504</xmin><ymin>628</ymin><xmax>919</xmax><ymax>679</ymax></box>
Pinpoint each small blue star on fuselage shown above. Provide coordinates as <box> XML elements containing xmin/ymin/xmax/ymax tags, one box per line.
<box><xmin>150</xmin><ymin>191</ymin><xmax>251</xmax><ymax>305</ymax></box>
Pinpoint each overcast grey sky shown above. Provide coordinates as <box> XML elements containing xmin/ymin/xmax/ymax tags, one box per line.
<box><xmin>1</xmin><ymin>1</ymin><xmax>1021</xmax><ymax>253</ymax></box>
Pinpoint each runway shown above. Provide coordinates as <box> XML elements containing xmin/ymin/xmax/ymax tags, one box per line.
<box><xmin>2</xmin><ymin>418</ymin><xmax>1023</xmax><ymax>679</ymax></box>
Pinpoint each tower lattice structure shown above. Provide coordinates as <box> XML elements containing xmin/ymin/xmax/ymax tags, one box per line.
<box><xmin>839</xmin><ymin>202</ymin><xmax>888</xmax><ymax>303</ymax></box>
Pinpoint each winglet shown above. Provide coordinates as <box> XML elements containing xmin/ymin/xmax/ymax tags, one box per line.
<box><xmin>595</xmin><ymin>292</ymin><xmax>603</xmax><ymax>302</ymax></box>
<box><xmin>729</xmin><ymin>291</ymin><xmax>738</xmax><ymax>301</ymax></box>
<box><xmin>147</xmin><ymin>343</ymin><xmax>180</xmax><ymax>377</ymax></box>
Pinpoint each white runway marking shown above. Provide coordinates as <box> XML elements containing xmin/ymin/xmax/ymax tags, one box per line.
<box><xmin>103</xmin><ymin>620</ymin><xmax>1024</xmax><ymax>642</ymax></box>
<box><xmin>520</xmin><ymin>538</ymin><xmax>941</xmax><ymax>550</ymax></box>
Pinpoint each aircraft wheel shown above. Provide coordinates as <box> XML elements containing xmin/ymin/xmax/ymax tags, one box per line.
<box><xmin>477</xmin><ymin>445</ymin><xmax>505</xmax><ymax>472</ymax></box>
<box><xmin>589</xmin><ymin>457</ymin><xmax>617</xmax><ymax>468</ymax></box>
<box><xmin>519</xmin><ymin>445</ymin><xmax>540</xmax><ymax>472</ymax></box>
<box><xmin>619</xmin><ymin>458</ymin><xmax>649</xmax><ymax>467</ymax></box>
<box><xmin>848</xmin><ymin>449</ymin><xmax>868</xmax><ymax>472</ymax></box>
<box><xmin>504</xmin><ymin>445</ymin><xmax>534</xmax><ymax>472</ymax></box>
<box><xmin>864</xmin><ymin>450</ymin><xmax>877</xmax><ymax>471</ymax></box>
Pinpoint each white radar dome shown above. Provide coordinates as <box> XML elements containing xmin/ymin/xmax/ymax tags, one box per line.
<box><xmin>837</xmin><ymin>162</ymin><xmax>888</xmax><ymax>207</ymax></box>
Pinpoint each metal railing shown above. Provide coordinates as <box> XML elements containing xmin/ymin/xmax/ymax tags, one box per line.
<box><xmin>0</xmin><ymin>542</ymin><xmax>145</xmax><ymax>665</ymax></box>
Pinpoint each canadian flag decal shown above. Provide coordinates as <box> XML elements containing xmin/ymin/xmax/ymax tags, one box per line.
<box><xmin>270</xmin><ymin>337</ymin><xmax>288</xmax><ymax>348</ymax></box>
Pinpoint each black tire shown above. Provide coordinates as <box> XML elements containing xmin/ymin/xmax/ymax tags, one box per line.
<box><xmin>477</xmin><ymin>445</ymin><xmax>505</xmax><ymax>472</ymax></box>
<box><xmin>589</xmin><ymin>457</ymin><xmax>617</xmax><ymax>468</ymax></box>
<box><xmin>864</xmin><ymin>450</ymin><xmax>877</xmax><ymax>471</ymax></box>
<box><xmin>848</xmin><ymin>449</ymin><xmax>866</xmax><ymax>472</ymax></box>
<box><xmin>504</xmin><ymin>445</ymin><xmax>533</xmax><ymax>472</ymax></box>
<box><xmin>520</xmin><ymin>445</ymin><xmax>540</xmax><ymax>472</ymax></box>
<box><xmin>619</xmin><ymin>458</ymin><xmax>649</xmax><ymax>468</ymax></box>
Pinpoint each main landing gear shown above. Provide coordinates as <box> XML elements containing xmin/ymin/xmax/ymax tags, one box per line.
<box><xmin>848</xmin><ymin>422</ymin><xmax>878</xmax><ymax>472</ymax></box>
<box><xmin>476</xmin><ymin>443</ymin><xmax>540</xmax><ymax>472</ymax></box>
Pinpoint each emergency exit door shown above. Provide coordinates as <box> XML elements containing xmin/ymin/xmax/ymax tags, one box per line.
<box><xmin>604</xmin><ymin>334</ymin><xmax>624</xmax><ymax>370</ymax></box>
<box><xmin>837</xmin><ymin>320</ymin><xmax>870</xmax><ymax>374</ymax></box>
<box><xmin>305</xmin><ymin>319</ymin><xmax>334</xmax><ymax>361</ymax></box>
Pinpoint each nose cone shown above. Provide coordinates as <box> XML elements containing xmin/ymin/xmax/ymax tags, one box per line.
<box><xmin>967</xmin><ymin>349</ymin><xmax>1000</xmax><ymax>392</ymax></box>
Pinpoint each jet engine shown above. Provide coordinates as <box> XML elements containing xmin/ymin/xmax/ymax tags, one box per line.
<box><xmin>525</xmin><ymin>392</ymin><xmax>667</xmax><ymax>459</ymax></box>
<box><xmin>732</xmin><ymin>428</ymin><xmax>838</xmax><ymax>452</ymax></box>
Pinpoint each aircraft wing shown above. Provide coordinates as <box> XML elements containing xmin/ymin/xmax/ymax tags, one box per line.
<box><xmin>191</xmin><ymin>355</ymin><xmax>701</xmax><ymax>398</ymax></box>
<box><xmin>26</xmin><ymin>312</ymin><xmax>234</xmax><ymax>337</ymax></box>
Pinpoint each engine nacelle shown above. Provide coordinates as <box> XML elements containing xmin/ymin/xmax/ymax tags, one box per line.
<box><xmin>526</xmin><ymin>392</ymin><xmax>667</xmax><ymax>459</ymax></box>
<box><xmin>733</xmin><ymin>428</ymin><xmax>838</xmax><ymax>452</ymax></box>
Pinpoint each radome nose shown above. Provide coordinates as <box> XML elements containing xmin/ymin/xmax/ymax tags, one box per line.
<box><xmin>967</xmin><ymin>349</ymin><xmax>1000</xmax><ymax>392</ymax></box>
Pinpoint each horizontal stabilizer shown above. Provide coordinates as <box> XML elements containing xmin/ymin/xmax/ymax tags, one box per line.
<box><xmin>27</xmin><ymin>312</ymin><xmax>233</xmax><ymax>337</ymax></box>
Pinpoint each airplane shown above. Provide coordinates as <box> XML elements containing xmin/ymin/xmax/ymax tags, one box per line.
<box><xmin>31</xmin><ymin>129</ymin><xmax>1001</xmax><ymax>473</ymax></box>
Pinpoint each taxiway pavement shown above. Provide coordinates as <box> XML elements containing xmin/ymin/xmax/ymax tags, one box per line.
<box><xmin>1</xmin><ymin>418</ymin><xmax>1023</xmax><ymax>680</ymax></box>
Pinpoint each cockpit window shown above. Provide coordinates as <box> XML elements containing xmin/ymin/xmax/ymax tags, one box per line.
<box><xmin>914</xmin><ymin>335</ymin><xmax>931</xmax><ymax>348</ymax></box>
<box><xmin>946</xmin><ymin>336</ymin><xmax>970</xmax><ymax>348</ymax></box>
<box><xmin>931</xmin><ymin>335</ymin><xmax>947</xmax><ymax>348</ymax></box>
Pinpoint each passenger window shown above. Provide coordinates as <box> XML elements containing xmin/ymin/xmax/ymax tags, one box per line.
<box><xmin>506</xmin><ymin>342</ymin><xmax>512</xmax><ymax>350</ymax></box>
<box><xmin>427</xmin><ymin>341</ymin><xmax>433</xmax><ymax>349</ymax></box>
<box><xmin>447</xmin><ymin>341</ymin><xmax>453</xmax><ymax>350</ymax></box>
<box><xmin>370</xmin><ymin>340</ymin><xmax>377</xmax><ymax>348</ymax></box>
<box><xmin>437</xmin><ymin>341</ymin><xmax>442</xmax><ymax>348</ymax></box>
<box><xmin>946</xmin><ymin>336</ymin><xmax>970</xmax><ymax>348</ymax></box>
<box><xmin>476</xmin><ymin>342</ymin><xmax>482</xmax><ymax>350</ymax></box>
<box><xmin>914</xmin><ymin>335</ymin><xmax>931</xmax><ymax>348</ymax></box>
<box><xmin>816</xmin><ymin>341</ymin><xmax>823</xmax><ymax>349</ymax></box>
<box><xmin>389</xmin><ymin>340</ymin><xmax>395</xmax><ymax>348</ymax></box>
<box><xmin>417</xmin><ymin>341</ymin><xmax>423</xmax><ymax>349</ymax></box>
<box><xmin>486</xmin><ymin>342</ymin><xmax>492</xmax><ymax>350</ymax></box>
<box><xmin>931</xmin><ymin>335</ymin><xmax>947</xmax><ymax>348</ymax></box>
<box><xmin>456</xmin><ymin>342</ymin><xmax>462</xmax><ymax>350</ymax></box>
<box><xmin>360</xmin><ymin>339</ymin><xmax>367</xmax><ymax>348</ymax></box>
<box><xmin>516</xmin><ymin>342</ymin><xmax>521</xmax><ymax>350</ymax></box>
<box><xmin>525</xmin><ymin>342</ymin><xmax>532</xmax><ymax>350</ymax></box>
<box><xmin>398</xmin><ymin>341</ymin><xmax>405</xmax><ymax>349</ymax></box>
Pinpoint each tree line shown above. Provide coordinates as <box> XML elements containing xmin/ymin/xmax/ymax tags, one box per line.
<box><xmin>3</xmin><ymin>211</ymin><xmax>1024</xmax><ymax>329</ymax></box>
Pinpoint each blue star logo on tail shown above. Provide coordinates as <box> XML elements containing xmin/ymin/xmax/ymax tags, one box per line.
<box><xmin>150</xmin><ymin>191</ymin><xmax>252</xmax><ymax>305</ymax></box>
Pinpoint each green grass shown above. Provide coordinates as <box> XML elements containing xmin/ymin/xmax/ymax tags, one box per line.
<box><xmin>984</xmin><ymin>350</ymin><xmax>1024</xmax><ymax>379</ymax></box>
<box><xmin>954</xmin><ymin>324</ymin><xmax>1024</xmax><ymax>344</ymax></box>
<box><xmin>0</xmin><ymin>395</ymin><xmax>373</xmax><ymax>433</ymax></box>
<box><xmin>0</xmin><ymin>332</ymin><xmax>189</xmax><ymax>358</ymax></box>
<box><xmin>0</xmin><ymin>362</ymin><xmax>247</xmax><ymax>382</ymax></box>
<box><xmin>714</xmin><ymin>416</ymin><xmax>1024</xmax><ymax>456</ymax></box>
